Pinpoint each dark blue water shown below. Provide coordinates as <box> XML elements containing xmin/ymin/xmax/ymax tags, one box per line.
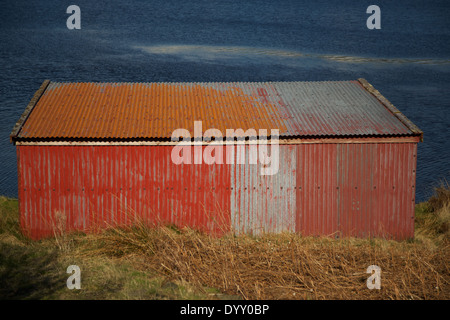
<box><xmin>1</xmin><ymin>0</ymin><xmax>449</xmax><ymax>202</ymax></box>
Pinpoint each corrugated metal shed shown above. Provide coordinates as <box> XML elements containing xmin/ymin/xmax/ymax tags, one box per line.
<box><xmin>11</xmin><ymin>79</ymin><xmax>422</xmax><ymax>240</ymax></box>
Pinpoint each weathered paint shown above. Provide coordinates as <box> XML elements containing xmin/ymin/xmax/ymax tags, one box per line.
<box><xmin>17</xmin><ymin>140</ymin><xmax>417</xmax><ymax>240</ymax></box>
<box><xmin>13</xmin><ymin>80</ymin><xmax>419</xmax><ymax>142</ymax></box>
<box><xmin>17</xmin><ymin>145</ymin><xmax>232</xmax><ymax>239</ymax></box>
<box><xmin>12</xmin><ymin>80</ymin><xmax>422</xmax><ymax>240</ymax></box>
<box><xmin>16</xmin><ymin>82</ymin><xmax>286</xmax><ymax>140</ymax></box>
<box><xmin>230</xmin><ymin>145</ymin><xmax>297</xmax><ymax>235</ymax></box>
<box><xmin>295</xmin><ymin>142</ymin><xmax>417</xmax><ymax>239</ymax></box>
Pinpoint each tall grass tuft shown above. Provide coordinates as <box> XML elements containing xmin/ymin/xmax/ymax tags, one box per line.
<box><xmin>415</xmin><ymin>180</ymin><xmax>450</xmax><ymax>246</ymax></box>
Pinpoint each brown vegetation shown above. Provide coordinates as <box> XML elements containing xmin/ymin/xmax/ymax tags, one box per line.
<box><xmin>0</xmin><ymin>181</ymin><xmax>449</xmax><ymax>300</ymax></box>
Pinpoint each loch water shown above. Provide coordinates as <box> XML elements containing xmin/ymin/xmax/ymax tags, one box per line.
<box><xmin>1</xmin><ymin>0</ymin><xmax>449</xmax><ymax>202</ymax></box>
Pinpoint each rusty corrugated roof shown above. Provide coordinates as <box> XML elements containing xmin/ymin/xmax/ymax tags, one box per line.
<box><xmin>10</xmin><ymin>79</ymin><xmax>422</xmax><ymax>141</ymax></box>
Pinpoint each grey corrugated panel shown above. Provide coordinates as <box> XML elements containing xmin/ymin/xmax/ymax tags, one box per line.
<box><xmin>271</xmin><ymin>81</ymin><xmax>412</xmax><ymax>137</ymax></box>
<box><xmin>230</xmin><ymin>145</ymin><xmax>296</xmax><ymax>235</ymax></box>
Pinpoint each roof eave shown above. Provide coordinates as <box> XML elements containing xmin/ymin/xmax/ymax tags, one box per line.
<box><xmin>13</xmin><ymin>134</ymin><xmax>421</xmax><ymax>146</ymax></box>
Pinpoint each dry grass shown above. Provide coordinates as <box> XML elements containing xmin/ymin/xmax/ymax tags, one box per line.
<box><xmin>77</xmin><ymin>223</ymin><xmax>448</xmax><ymax>300</ymax></box>
<box><xmin>0</xmin><ymin>197</ymin><xmax>218</xmax><ymax>300</ymax></box>
<box><xmin>1</xmin><ymin>181</ymin><xmax>450</xmax><ymax>300</ymax></box>
<box><xmin>428</xmin><ymin>180</ymin><xmax>450</xmax><ymax>213</ymax></box>
<box><xmin>415</xmin><ymin>181</ymin><xmax>450</xmax><ymax>247</ymax></box>
<box><xmin>68</xmin><ymin>182</ymin><xmax>449</xmax><ymax>300</ymax></box>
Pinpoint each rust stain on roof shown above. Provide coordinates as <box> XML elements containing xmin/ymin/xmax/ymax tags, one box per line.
<box><xmin>12</xmin><ymin>80</ymin><xmax>420</xmax><ymax>141</ymax></box>
<box><xmin>18</xmin><ymin>82</ymin><xmax>286</xmax><ymax>140</ymax></box>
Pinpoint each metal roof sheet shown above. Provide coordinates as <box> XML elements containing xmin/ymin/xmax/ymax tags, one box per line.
<box><xmin>11</xmin><ymin>79</ymin><xmax>422</xmax><ymax>141</ymax></box>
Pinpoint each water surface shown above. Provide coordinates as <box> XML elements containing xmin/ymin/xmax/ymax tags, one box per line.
<box><xmin>1</xmin><ymin>0</ymin><xmax>449</xmax><ymax>201</ymax></box>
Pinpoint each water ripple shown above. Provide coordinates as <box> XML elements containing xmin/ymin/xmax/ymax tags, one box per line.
<box><xmin>135</xmin><ymin>44</ymin><xmax>450</xmax><ymax>65</ymax></box>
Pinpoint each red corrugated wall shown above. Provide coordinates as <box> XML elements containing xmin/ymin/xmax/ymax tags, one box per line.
<box><xmin>17</xmin><ymin>140</ymin><xmax>417</xmax><ymax>240</ymax></box>
<box><xmin>295</xmin><ymin>142</ymin><xmax>417</xmax><ymax>239</ymax></box>
<box><xmin>17</xmin><ymin>145</ymin><xmax>231</xmax><ymax>239</ymax></box>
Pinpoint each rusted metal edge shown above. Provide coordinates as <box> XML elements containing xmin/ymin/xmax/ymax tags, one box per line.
<box><xmin>12</xmin><ymin>133</ymin><xmax>416</xmax><ymax>143</ymax></box>
<box><xmin>9</xmin><ymin>80</ymin><xmax>51</xmax><ymax>144</ymax></box>
<box><xmin>357</xmin><ymin>78</ymin><xmax>423</xmax><ymax>142</ymax></box>
<box><xmin>16</xmin><ymin>135</ymin><xmax>420</xmax><ymax>146</ymax></box>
